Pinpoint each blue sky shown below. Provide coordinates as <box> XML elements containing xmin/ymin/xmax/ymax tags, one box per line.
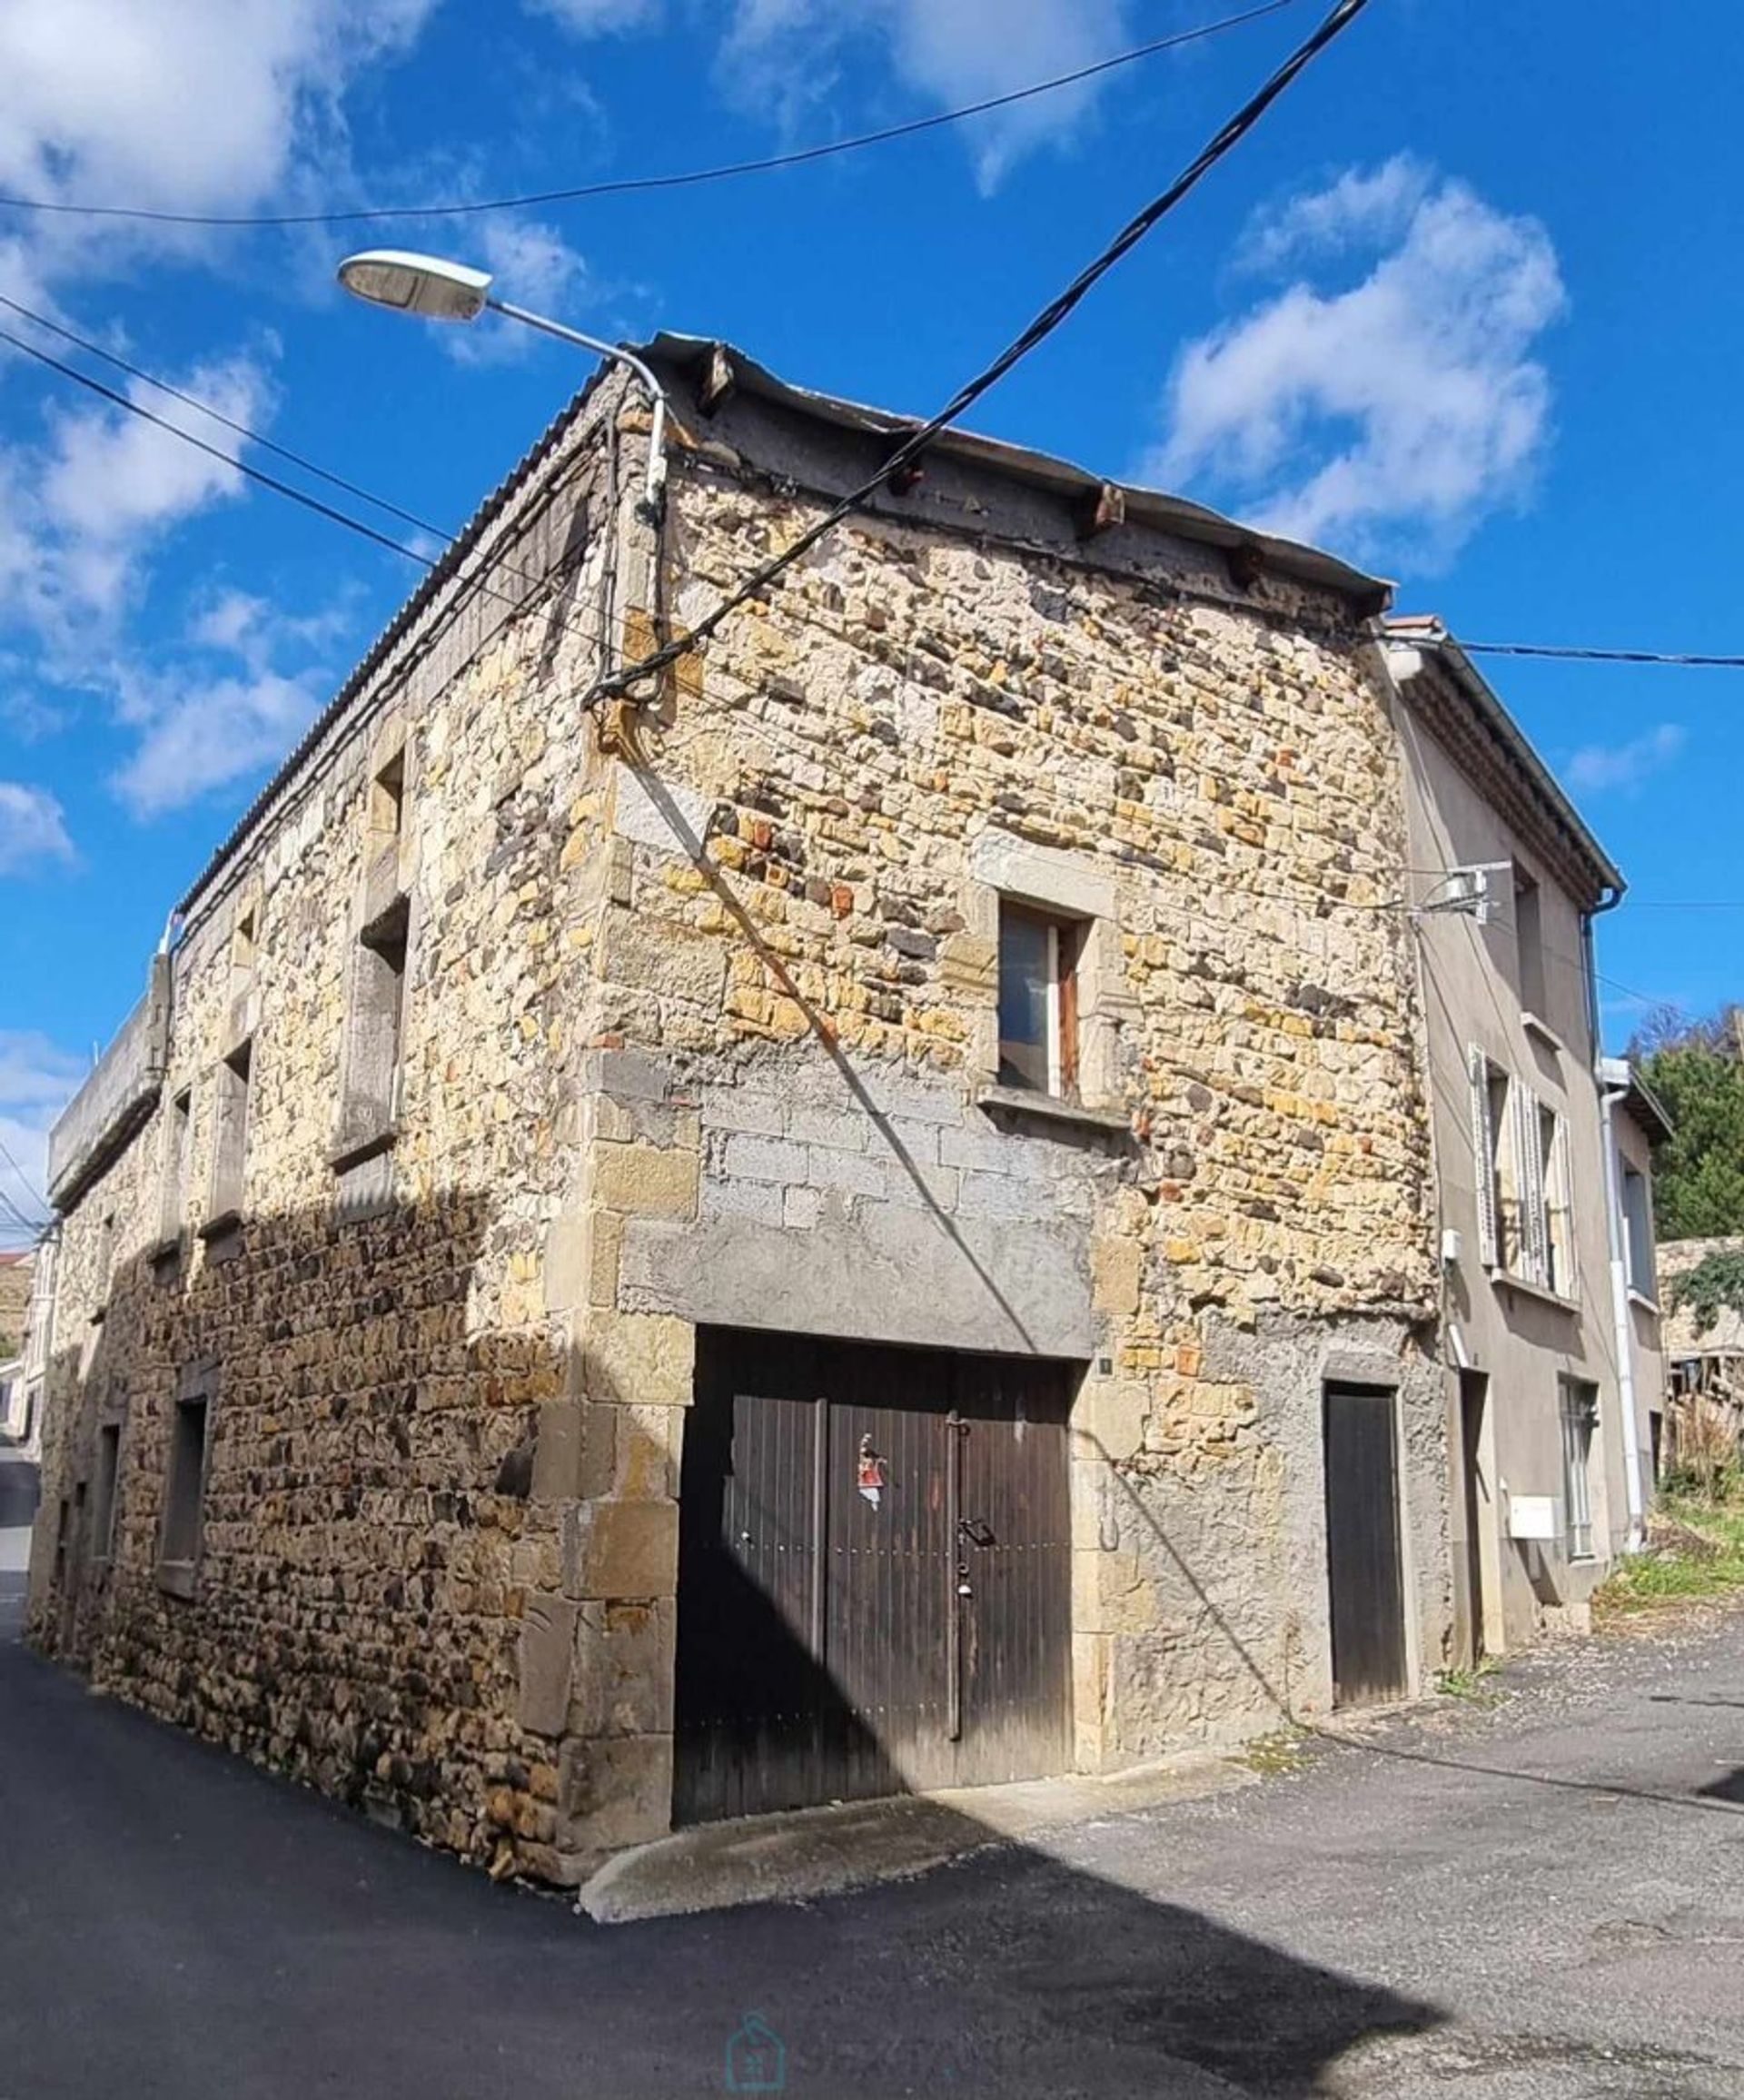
<box><xmin>1</xmin><ymin>0</ymin><xmax>1739</xmax><ymax>1229</ymax></box>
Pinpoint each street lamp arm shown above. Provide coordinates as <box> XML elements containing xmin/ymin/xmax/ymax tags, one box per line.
<box><xmin>487</xmin><ymin>298</ymin><xmax>667</xmax><ymax>516</ymax></box>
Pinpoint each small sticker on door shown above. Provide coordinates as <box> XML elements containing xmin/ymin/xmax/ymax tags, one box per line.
<box><xmin>857</xmin><ymin>1434</ymin><xmax>887</xmax><ymax>1510</ymax></box>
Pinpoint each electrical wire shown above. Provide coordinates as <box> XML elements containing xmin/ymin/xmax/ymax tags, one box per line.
<box><xmin>0</xmin><ymin>293</ymin><xmax>451</xmax><ymax>541</ymax></box>
<box><xmin>0</xmin><ymin>3</ymin><xmax>1300</xmax><ymax>230</ymax></box>
<box><xmin>0</xmin><ymin>320</ymin><xmax>626</xmax><ymax>665</ymax></box>
<box><xmin>1460</xmin><ymin>640</ymin><xmax>1744</xmax><ymax>669</ymax></box>
<box><xmin>0</xmin><ymin>1135</ymin><xmax>47</xmax><ymax>1217</ymax></box>
<box><xmin>588</xmin><ymin>0</ymin><xmax>1374</xmax><ymax>710</ymax></box>
<box><xmin>0</xmin><ymin>324</ymin><xmax>445</xmax><ymax>572</ymax></box>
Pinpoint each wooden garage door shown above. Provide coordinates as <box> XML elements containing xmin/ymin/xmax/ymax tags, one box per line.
<box><xmin>674</xmin><ymin>1328</ymin><xmax>1074</xmax><ymax>1825</ymax></box>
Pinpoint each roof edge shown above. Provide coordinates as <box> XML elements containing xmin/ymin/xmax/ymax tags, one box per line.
<box><xmin>1383</xmin><ymin>615</ymin><xmax>1624</xmax><ymax>901</ymax></box>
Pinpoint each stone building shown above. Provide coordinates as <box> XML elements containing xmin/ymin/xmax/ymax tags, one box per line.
<box><xmin>0</xmin><ymin>1248</ymin><xmax>34</xmax><ymax>1360</ymax></box>
<box><xmin>1658</xmin><ymin>1235</ymin><xmax>1744</xmax><ymax>1480</ymax></box>
<box><xmin>1382</xmin><ymin>619</ymin><xmax>1667</xmax><ymax>1659</ymax></box>
<box><xmin>30</xmin><ymin>340</ymin><xmax>1451</xmax><ymax>1884</ymax></box>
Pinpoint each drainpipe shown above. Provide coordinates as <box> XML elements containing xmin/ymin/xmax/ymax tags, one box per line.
<box><xmin>1586</xmin><ymin>896</ymin><xmax>1647</xmax><ymax>1551</ymax></box>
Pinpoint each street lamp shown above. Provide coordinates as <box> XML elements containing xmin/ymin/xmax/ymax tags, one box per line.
<box><xmin>336</xmin><ymin>249</ymin><xmax>669</xmax><ymax>516</ymax></box>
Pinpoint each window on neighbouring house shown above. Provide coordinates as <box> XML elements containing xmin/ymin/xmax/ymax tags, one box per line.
<box><xmin>1560</xmin><ymin>1379</ymin><xmax>1598</xmax><ymax>1560</ymax></box>
<box><xmin>997</xmin><ymin>900</ymin><xmax>1083</xmax><ymax>1097</ymax></box>
<box><xmin>93</xmin><ymin>1421</ymin><xmax>121</xmax><ymax>1561</ymax></box>
<box><xmin>1470</xmin><ymin>1049</ymin><xmax>1575</xmax><ymax>1297</ymax></box>
<box><xmin>209</xmin><ymin>1039</ymin><xmax>253</xmax><ymax>1223</ymax></box>
<box><xmin>1537</xmin><ymin>1099</ymin><xmax>1576</xmax><ymax>1298</ymax></box>
<box><xmin>1622</xmin><ymin>1164</ymin><xmax>1656</xmax><ymax>1299</ymax></box>
<box><xmin>160</xmin><ymin>1393</ymin><xmax>209</xmax><ymax>1578</ymax></box>
<box><xmin>1472</xmin><ymin>1053</ymin><xmax>1521</xmax><ymax>1273</ymax></box>
<box><xmin>1513</xmin><ymin>863</ymin><xmax>1547</xmax><ymax>1020</ymax></box>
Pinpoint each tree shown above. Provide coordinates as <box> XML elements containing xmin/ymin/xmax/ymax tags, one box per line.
<box><xmin>1630</xmin><ymin>1005</ymin><xmax>1744</xmax><ymax>1239</ymax></box>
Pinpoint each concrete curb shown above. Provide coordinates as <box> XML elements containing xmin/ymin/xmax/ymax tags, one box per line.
<box><xmin>577</xmin><ymin>1745</ymin><xmax>1259</xmax><ymax>1924</ymax></box>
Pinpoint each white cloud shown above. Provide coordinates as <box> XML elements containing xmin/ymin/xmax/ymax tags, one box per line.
<box><xmin>1147</xmin><ymin>161</ymin><xmax>1566</xmax><ymax>569</ymax></box>
<box><xmin>448</xmin><ymin>219</ymin><xmax>592</xmax><ymax>365</ymax></box>
<box><xmin>529</xmin><ymin>0</ymin><xmax>661</xmax><ymax>29</ymax></box>
<box><xmin>1237</xmin><ymin>154</ymin><xmax>1432</xmax><ymax>272</ymax></box>
<box><xmin>534</xmin><ymin>0</ymin><xmax>1133</xmax><ymax>188</ymax></box>
<box><xmin>0</xmin><ymin>345</ymin><xmax>274</xmax><ymax>645</ymax></box>
<box><xmin>111</xmin><ymin>667</ymin><xmax>323</xmax><ymax>817</ymax></box>
<box><xmin>0</xmin><ymin>1029</ymin><xmax>84</xmax><ymax>1234</ymax></box>
<box><xmin>108</xmin><ymin>585</ymin><xmax>351</xmax><ymax>817</ymax></box>
<box><xmin>0</xmin><ymin>782</ymin><xmax>75</xmax><ymax>875</ymax></box>
<box><xmin>0</xmin><ymin>0</ymin><xmax>436</xmax><ymax>233</ymax></box>
<box><xmin>1564</xmin><ymin>723</ymin><xmax>1686</xmax><ymax>797</ymax></box>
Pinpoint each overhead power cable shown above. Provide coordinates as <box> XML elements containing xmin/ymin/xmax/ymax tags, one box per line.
<box><xmin>588</xmin><ymin>0</ymin><xmax>1373</xmax><ymax>710</ymax></box>
<box><xmin>0</xmin><ymin>1134</ymin><xmax>47</xmax><ymax>1217</ymax></box>
<box><xmin>0</xmin><ymin>293</ymin><xmax>451</xmax><ymax>542</ymax></box>
<box><xmin>0</xmin><ymin>324</ymin><xmax>444</xmax><ymax>571</ymax></box>
<box><xmin>1460</xmin><ymin>640</ymin><xmax>1744</xmax><ymax>669</ymax></box>
<box><xmin>0</xmin><ymin>2</ymin><xmax>1298</xmax><ymax>229</ymax></box>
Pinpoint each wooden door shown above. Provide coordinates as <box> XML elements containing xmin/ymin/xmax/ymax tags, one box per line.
<box><xmin>674</xmin><ymin>1329</ymin><xmax>1073</xmax><ymax>1825</ymax></box>
<box><xmin>1323</xmin><ymin>1383</ymin><xmax>1408</xmax><ymax>1709</ymax></box>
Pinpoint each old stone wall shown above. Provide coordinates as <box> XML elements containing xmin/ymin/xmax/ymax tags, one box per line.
<box><xmin>32</xmin><ymin>359</ymin><xmax>1452</xmax><ymax>1887</ymax></box>
<box><xmin>29</xmin><ymin>381</ymin><xmax>632</xmax><ymax>1878</ymax></box>
<box><xmin>537</xmin><ymin>373</ymin><xmax>1448</xmax><ymax>1864</ymax></box>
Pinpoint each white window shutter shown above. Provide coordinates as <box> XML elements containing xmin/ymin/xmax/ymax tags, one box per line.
<box><xmin>1513</xmin><ymin>1085</ymin><xmax>1549</xmax><ymax>1287</ymax></box>
<box><xmin>1554</xmin><ymin>1114</ymin><xmax>1577</xmax><ymax>1294</ymax></box>
<box><xmin>1469</xmin><ymin>1045</ymin><xmax>1499</xmax><ymax>1268</ymax></box>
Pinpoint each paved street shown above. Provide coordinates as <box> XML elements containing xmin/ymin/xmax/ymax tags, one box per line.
<box><xmin>2</xmin><ymin>1602</ymin><xmax>1742</xmax><ymax>2099</ymax></box>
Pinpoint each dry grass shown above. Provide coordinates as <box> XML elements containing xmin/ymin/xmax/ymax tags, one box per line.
<box><xmin>1593</xmin><ymin>1496</ymin><xmax>1744</xmax><ymax>1621</ymax></box>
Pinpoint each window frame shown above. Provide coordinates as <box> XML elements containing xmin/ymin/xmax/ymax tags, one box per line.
<box><xmin>1469</xmin><ymin>1048</ymin><xmax>1577</xmax><ymax>1300</ymax></box>
<box><xmin>158</xmin><ymin>1368</ymin><xmax>215</xmax><ymax>1598</ymax></box>
<box><xmin>1559</xmin><ymin>1378</ymin><xmax>1598</xmax><ymax>1561</ymax></box>
<box><xmin>1621</xmin><ymin>1162</ymin><xmax>1657</xmax><ymax>1303</ymax></box>
<box><xmin>1512</xmin><ymin>861</ymin><xmax>1548</xmax><ymax>1023</ymax></box>
<box><xmin>92</xmin><ymin>1420</ymin><xmax>123</xmax><ymax>1566</ymax></box>
<box><xmin>996</xmin><ymin>898</ymin><xmax>1084</xmax><ymax>1101</ymax></box>
<box><xmin>204</xmin><ymin>1037</ymin><xmax>253</xmax><ymax>1233</ymax></box>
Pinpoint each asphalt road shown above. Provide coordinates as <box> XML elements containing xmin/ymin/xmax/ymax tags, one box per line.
<box><xmin>2</xmin><ymin>1597</ymin><xmax>1742</xmax><ymax>2098</ymax></box>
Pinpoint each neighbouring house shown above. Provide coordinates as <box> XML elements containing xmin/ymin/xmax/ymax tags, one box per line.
<box><xmin>0</xmin><ymin>1248</ymin><xmax>35</xmax><ymax>1361</ymax></box>
<box><xmin>1382</xmin><ymin>619</ymin><xmax>1667</xmax><ymax>1660</ymax></box>
<box><xmin>27</xmin><ymin>339</ymin><xmax>1454</xmax><ymax>1885</ymax></box>
<box><xmin>1657</xmin><ymin>1236</ymin><xmax>1744</xmax><ymax>1481</ymax></box>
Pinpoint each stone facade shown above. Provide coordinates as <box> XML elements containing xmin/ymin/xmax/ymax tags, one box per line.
<box><xmin>30</xmin><ymin>346</ymin><xmax>1451</xmax><ymax>1883</ymax></box>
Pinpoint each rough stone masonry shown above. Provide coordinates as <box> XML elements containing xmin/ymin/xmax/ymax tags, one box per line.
<box><xmin>29</xmin><ymin>343</ymin><xmax>1450</xmax><ymax>1884</ymax></box>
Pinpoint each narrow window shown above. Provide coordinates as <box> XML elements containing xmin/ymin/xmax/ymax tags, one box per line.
<box><xmin>232</xmin><ymin>906</ymin><xmax>257</xmax><ymax>976</ymax></box>
<box><xmin>160</xmin><ymin>1394</ymin><xmax>210</xmax><ymax>1581</ymax></box>
<box><xmin>1560</xmin><ymin>1379</ymin><xmax>1597</xmax><ymax>1560</ymax></box>
<box><xmin>342</xmin><ymin>899</ymin><xmax>410</xmax><ymax>1148</ymax></box>
<box><xmin>210</xmin><ymin>1039</ymin><xmax>253</xmax><ymax>1223</ymax></box>
<box><xmin>161</xmin><ymin>1087</ymin><xmax>193</xmax><ymax>1246</ymax></box>
<box><xmin>93</xmin><ymin>1422</ymin><xmax>121</xmax><ymax>1561</ymax></box>
<box><xmin>372</xmin><ymin>747</ymin><xmax>406</xmax><ymax>840</ymax></box>
<box><xmin>95</xmin><ymin>1208</ymin><xmax>117</xmax><ymax>1305</ymax></box>
<box><xmin>997</xmin><ymin>901</ymin><xmax>1081</xmax><ymax>1097</ymax></box>
<box><xmin>1513</xmin><ymin>864</ymin><xmax>1547</xmax><ymax>1021</ymax></box>
<box><xmin>1622</xmin><ymin>1164</ymin><xmax>1655</xmax><ymax>1298</ymax></box>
